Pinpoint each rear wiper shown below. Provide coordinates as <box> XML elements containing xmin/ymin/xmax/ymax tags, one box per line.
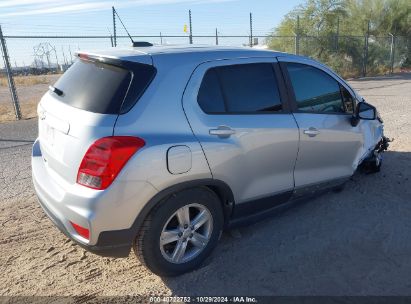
<box><xmin>49</xmin><ymin>85</ymin><xmax>64</xmax><ymax>96</ymax></box>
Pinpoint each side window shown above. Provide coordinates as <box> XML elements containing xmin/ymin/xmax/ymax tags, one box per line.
<box><xmin>286</xmin><ymin>63</ymin><xmax>345</xmax><ymax>114</ymax></box>
<box><xmin>197</xmin><ymin>63</ymin><xmax>282</xmax><ymax>114</ymax></box>
<box><xmin>198</xmin><ymin>69</ymin><xmax>226</xmax><ymax>113</ymax></box>
<box><xmin>340</xmin><ymin>86</ymin><xmax>355</xmax><ymax>114</ymax></box>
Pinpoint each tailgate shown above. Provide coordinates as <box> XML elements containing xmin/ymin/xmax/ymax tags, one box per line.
<box><xmin>38</xmin><ymin>95</ymin><xmax>118</xmax><ymax>185</ymax></box>
<box><xmin>37</xmin><ymin>54</ymin><xmax>156</xmax><ymax>186</ymax></box>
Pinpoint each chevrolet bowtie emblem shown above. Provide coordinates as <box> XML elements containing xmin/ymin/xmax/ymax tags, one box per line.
<box><xmin>39</xmin><ymin>110</ymin><xmax>46</xmax><ymax>120</ymax></box>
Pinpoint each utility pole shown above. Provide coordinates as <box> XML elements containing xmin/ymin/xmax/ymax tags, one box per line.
<box><xmin>249</xmin><ymin>13</ymin><xmax>253</xmax><ymax>47</ymax></box>
<box><xmin>160</xmin><ymin>32</ymin><xmax>163</xmax><ymax>45</ymax></box>
<box><xmin>215</xmin><ymin>28</ymin><xmax>219</xmax><ymax>46</ymax></box>
<box><xmin>0</xmin><ymin>25</ymin><xmax>21</xmax><ymax>120</ymax></box>
<box><xmin>189</xmin><ymin>10</ymin><xmax>193</xmax><ymax>44</ymax></box>
<box><xmin>112</xmin><ymin>6</ymin><xmax>117</xmax><ymax>47</ymax></box>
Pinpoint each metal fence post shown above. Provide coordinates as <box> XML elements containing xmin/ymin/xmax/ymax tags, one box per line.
<box><xmin>189</xmin><ymin>10</ymin><xmax>193</xmax><ymax>44</ymax></box>
<box><xmin>215</xmin><ymin>28</ymin><xmax>219</xmax><ymax>46</ymax></box>
<box><xmin>335</xmin><ymin>17</ymin><xmax>339</xmax><ymax>51</ymax></box>
<box><xmin>362</xmin><ymin>20</ymin><xmax>370</xmax><ymax>77</ymax></box>
<box><xmin>0</xmin><ymin>26</ymin><xmax>22</xmax><ymax>120</ymax></box>
<box><xmin>112</xmin><ymin>6</ymin><xmax>117</xmax><ymax>47</ymax></box>
<box><xmin>296</xmin><ymin>36</ymin><xmax>300</xmax><ymax>55</ymax></box>
<box><xmin>389</xmin><ymin>33</ymin><xmax>395</xmax><ymax>74</ymax></box>
<box><xmin>362</xmin><ymin>35</ymin><xmax>367</xmax><ymax>77</ymax></box>
<box><xmin>295</xmin><ymin>15</ymin><xmax>300</xmax><ymax>55</ymax></box>
<box><xmin>249</xmin><ymin>13</ymin><xmax>253</xmax><ymax>47</ymax></box>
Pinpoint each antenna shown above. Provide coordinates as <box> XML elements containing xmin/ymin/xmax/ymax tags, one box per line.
<box><xmin>112</xmin><ymin>6</ymin><xmax>135</xmax><ymax>45</ymax></box>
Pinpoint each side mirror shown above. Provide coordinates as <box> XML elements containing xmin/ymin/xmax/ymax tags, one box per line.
<box><xmin>358</xmin><ymin>102</ymin><xmax>376</xmax><ymax>120</ymax></box>
<box><xmin>351</xmin><ymin>102</ymin><xmax>376</xmax><ymax>126</ymax></box>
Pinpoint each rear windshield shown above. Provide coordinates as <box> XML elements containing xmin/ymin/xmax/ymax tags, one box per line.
<box><xmin>52</xmin><ymin>59</ymin><xmax>155</xmax><ymax>114</ymax></box>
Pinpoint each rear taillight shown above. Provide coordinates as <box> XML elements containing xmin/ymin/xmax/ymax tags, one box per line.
<box><xmin>77</xmin><ymin>136</ymin><xmax>145</xmax><ymax>190</ymax></box>
<box><xmin>70</xmin><ymin>221</ymin><xmax>90</xmax><ymax>240</ymax></box>
<box><xmin>78</xmin><ymin>53</ymin><xmax>89</xmax><ymax>60</ymax></box>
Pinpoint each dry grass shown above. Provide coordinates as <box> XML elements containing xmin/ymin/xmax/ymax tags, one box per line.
<box><xmin>0</xmin><ymin>74</ymin><xmax>58</xmax><ymax>122</ymax></box>
<box><xmin>0</xmin><ymin>99</ymin><xmax>38</xmax><ymax>123</ymax></box>
<box><xmin>0</xmin><ymin>75</ymin><xmax>53</xmax><ymax>87</ymax></box>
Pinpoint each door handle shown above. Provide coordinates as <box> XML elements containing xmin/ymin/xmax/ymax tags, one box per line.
<box><xmin>209</xmin><ymin>126</ymin><xmax>236</xmax><ymax>138</ymax></box>
<box><xmin>303</xmin><ymin>128</ymin><xmax>320</xmax><ymax>137</ymax></box>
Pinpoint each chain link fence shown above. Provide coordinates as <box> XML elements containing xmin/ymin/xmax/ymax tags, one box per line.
<box><xmin>1</xmin><ymin>33</ymin><xmax>409</xmax><ymax>121</ymax></box>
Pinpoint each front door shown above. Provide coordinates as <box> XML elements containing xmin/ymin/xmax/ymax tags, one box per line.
<box><xmin>279</xmin><ymin>58</ymin><xmax>364</xmax><ymax>188</ymax></box>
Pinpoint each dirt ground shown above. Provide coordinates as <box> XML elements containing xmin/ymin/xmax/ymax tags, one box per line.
<box><xmin>0</xmin><ymin>73</ymin><xmax>410</xmax><ymax>297</ymax></box>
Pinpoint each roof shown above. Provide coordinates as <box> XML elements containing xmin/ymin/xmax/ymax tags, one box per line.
<box><xmin>132</xmin><ymin>45</ymin><xmax>278</xmax><ymax>55</ymax></box>
<box><xmin>79</xmin><ymin>44</ymin><xmax>295</xmax><ymax>65</ymax></box>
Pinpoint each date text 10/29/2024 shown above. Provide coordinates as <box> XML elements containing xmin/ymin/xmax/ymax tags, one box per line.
<box><xmin>149</xmin><ymin>296</ymin><xmax>258</xmax><ymax>303</ymax></box>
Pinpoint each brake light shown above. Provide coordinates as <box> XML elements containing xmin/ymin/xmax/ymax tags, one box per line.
<box><xmin>78</xmin><ymin>53</ymin><xmax>89</xmax><ymax>60</ymax></box>
<box><xmin>70</xmin><ymin>221</ymin><xmax>89</xmax><ymax>240</ymax></box>
<box><xmin>77</xmin><ymin>136</ymin><xmax>145</xmax><ymax>190</ymax></box>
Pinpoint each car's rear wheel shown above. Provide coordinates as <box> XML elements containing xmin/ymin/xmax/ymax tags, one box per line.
<box><xmin>133</xmin><ymin>187</ymin><xmax>223</xmax><ymax>276</ymax></box>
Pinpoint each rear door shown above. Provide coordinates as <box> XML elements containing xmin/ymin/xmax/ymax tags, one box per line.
<box><xmin>183</xmin><ymin>57</ymin><xmax>299</xmax><ymax>214</ymax></box>
<box><xmin>38</xmin><ymin>55</ymin><xmax>155</xmax><ymax>185</ymax></box>
<box><xmin>278</xmin><ymin>57</ymin><xmax>364</xmax><ymax>189</ymax></box>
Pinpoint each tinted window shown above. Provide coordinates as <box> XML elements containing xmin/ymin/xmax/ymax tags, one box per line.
<box><xmin>53</xmin><ymin>59</ymin><xmax>155</xmax><ymax>114</ymax></box>
<box><xmin>198</xmin><ymin>69</ymin><xmax>226</xmax><ymax>113</ymax></box>
<box><xmin>197</xmin><ymin>63</ymin><xmax>282</xmax><ymax>114</ymax></box>
<box><xmin>286</xmin><ymin>63</ymin><xmax>344</xmax><ymax>113</ymax></box>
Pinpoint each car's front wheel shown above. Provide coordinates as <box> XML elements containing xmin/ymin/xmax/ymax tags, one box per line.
<box><xmin>133</xmin><ymin>187</ymin><xmax>223</xmax><ymax>276</ymax></box>
<box><xmin>360</xmin><ymin>150</ymin><xmax>383</xmax><ymax>173</ymax></box>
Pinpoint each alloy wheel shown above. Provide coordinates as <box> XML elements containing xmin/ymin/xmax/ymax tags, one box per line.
<box><xmin>159</xmin><ymin>203</ymin><xmax>213</xmax><ymax>264</ymax></box>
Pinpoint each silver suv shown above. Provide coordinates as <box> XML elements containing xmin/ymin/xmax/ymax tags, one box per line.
<box><xmin>32</xmin><ymin>45</ymin><xmax>388</xmax><ymax>276</ymax></box>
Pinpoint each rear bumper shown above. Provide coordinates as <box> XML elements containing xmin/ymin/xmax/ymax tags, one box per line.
<box><xmin>37</xmin><ymin>194</ymin><xmax>131</xmax><ymax>257</ymax></box>
<box><xmin>32</xmin><ymin>138</ymin><xmax>157</xmax><ymax>257</ymax></box>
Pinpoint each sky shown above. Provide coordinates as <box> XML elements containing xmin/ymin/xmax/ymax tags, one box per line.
<box><xmin>0</xmin><ymin>0</ymin><xmax>304</xmax><ymax>67</ymax></box>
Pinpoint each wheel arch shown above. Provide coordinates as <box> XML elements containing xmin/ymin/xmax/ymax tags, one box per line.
<box><xmin>131</xmin><ymin>179</ymin><xmax>235</xmax><ymax>237</ymax></box>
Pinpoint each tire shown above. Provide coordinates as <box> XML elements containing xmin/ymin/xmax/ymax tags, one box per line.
<box><xmin>360</xmin><ymin>152</ymin><xmax>382</xmax><ymax>174</ymax></box>
<box><xmin>133</xmin><ymin>187</ymin><xmax>224</xmax><ymax>276</ymax></box>
<box><xmin>369</xmin><ymin>160</ymin><xmax>382</xmax><ymax>173</ymax></box>
<box><xmin>332</xmin><ymin>183</ymin><xmax>345</xmax><ymax>193</ymax></box>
